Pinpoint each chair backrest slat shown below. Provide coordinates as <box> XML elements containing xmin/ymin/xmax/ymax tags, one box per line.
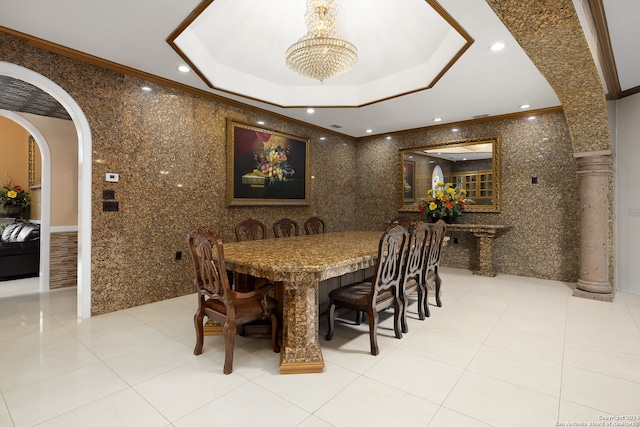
<box><xmin>304</xmin><ymin>216</ymin><xmax>326</xmax><ymax>234</ymax></box>
<box><xmin>426</xmin><ymin>220</ymin><xmax>447</xmax><ymax>272</ymax></box>
<box><xmin>235</xmin><ymin>218</ymin><xmax>267</xmax><ymax>242</ymax></box>
<box><xmin>273</xmin><ymin>218</ymin><xmax>299</xmax><ymax>238</ymax></box>
<box><xmin>187</xmin><ymin>227</ymin><xmax>231</xmax><ymax>300</ymax></box>
<box><xmin>371</xmin><ymin>225</ymin><xmax>410</xmax><ymax>298</ymax></box>
<box><xmin>405</xmin><ymin>222</ymin><xmax>430</xmax><ymax>283</ymax></box>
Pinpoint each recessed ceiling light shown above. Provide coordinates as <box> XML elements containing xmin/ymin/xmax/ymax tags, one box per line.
<box><xmin>319</xmin><ymin>137</ymin><xmax>326</xmax><ymax>140</ymax></box>
<box><xmin>490</xmin><ymin>42</ymin><xmax>506</xmax><ymax>51</ymax></box>
<box><xmin>386</xmin><ymin>136</ymin><xmax>392</xmax><ymax>140</ymax></box>
<box><xmin>177</xmin><ymin>65</ymin><xmax>190</xmax><ymax>73</ymax></box>
<box><xmin>141</xmin><ymin>86</ymin><xmax>151</xmax><ymax>92</ymax></box>
<box><xmin>520</xmin><ymin>104</ymin><xmax>531</xmax><ymax>109</ymax></box>
<box><xmin>528</xmin><ymin>116</ymin><xmax>536</xmax><ymax>120</ymax></box>
<box><xmin>257</xmin><ymin>120</ymin><xmax>265</xmax><ymax>125</ymax></box>
<box><xmin>306</xmin><ymin>108</ymin><xmax>315</xmax><ymax>114</ymax></box>
<box><xmin>177</xmin><ymin>184</ymin><xmax>184</xmax><ymax>188</ymax></box>
<box><xmin>433</xmin><ymin>118</ymin><xmax>442</xmax><ymax>122</ymax></box>
<box><xmin>160</xmin><ymin>170</ymin><xmax>170</xmax><ymax>175</ymax></box>
<box><xmin>452</xmin><ymin>128</ymin><xmax>459</xmax><ymax>132</ymax></box>
<box><xmin>366</xmin><ymin>129</ymin><xmax>373</xmax><ymax>133</ymax></box>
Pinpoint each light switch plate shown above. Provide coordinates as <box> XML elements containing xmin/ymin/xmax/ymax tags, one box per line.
<box><xmin>106</xmin><ymin>173</ymin><xmax>119</xmax><ymax>182</ymax></box>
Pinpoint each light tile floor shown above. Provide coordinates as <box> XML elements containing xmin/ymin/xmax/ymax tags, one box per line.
<box><xmin>1</xmin><ymin>268</ymin><xmax>639</xmax><ymax>427</ymax></box>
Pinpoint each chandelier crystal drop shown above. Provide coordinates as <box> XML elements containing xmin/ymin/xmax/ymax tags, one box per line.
<box><xmin>285</xmin><ymin>0</ymin><xmax>358</xmax><ymax>82</ymax></box>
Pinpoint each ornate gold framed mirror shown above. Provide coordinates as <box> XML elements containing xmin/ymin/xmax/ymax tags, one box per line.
<box><xmin>399</xmin><ymin>136</ymin><xmax>501</xmax><ymax>213</ymax></box>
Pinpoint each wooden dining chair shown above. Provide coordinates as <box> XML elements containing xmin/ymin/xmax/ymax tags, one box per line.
<box><xmin>425</xmin><ymin>219</ymin><xmax>447</xmax><ymax>313</ymax></box>
<box><xmin>234</xmin><ymin>218</ymin><xmax>268</xmax><ymax>292</ymax></box>
<box><xmin>235</xmin><ymin>218</ymin><xmax>267</xmax><ymax>242</ymax></box>
<box><xmin>273</xmin><ymin>218</ymin><xmax>299</xmax><ymax>238</ymax></box>
<box><xmin>325</xmin><ymin>224</ymin><xmax>409</xmax><ymax>355</ymax></box>
<box><xmin>187</xmin><ymin>226</ymin><xmax>280</xmax><ymax>374</ymax></box>
<box><xmin>400</xmin><ymin>221</ymin><xmax>431</xmax><ymax>333</ymax></box>
<box><xmin>304</xmin><ymin>216</ymin><xmax>326</xmax><ymax>235</ymax></box>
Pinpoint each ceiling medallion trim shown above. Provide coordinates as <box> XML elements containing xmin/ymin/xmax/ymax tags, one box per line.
<box><xmin>167</xmin><ymin>0</ymin><xmax>475</xmax><ymax>109</ymax></box>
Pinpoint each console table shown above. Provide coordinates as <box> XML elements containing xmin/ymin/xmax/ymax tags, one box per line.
<box><xmin>436</xmin><ymin>224</ymin><xmax>512</xmax><ymax>277</ymax></box>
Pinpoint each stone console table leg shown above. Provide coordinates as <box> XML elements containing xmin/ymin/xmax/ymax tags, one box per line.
<box><xmin>279</xmin><ymin>279</ymin><xmax>325</xmax><ymax>374</ymax></box>
<box><xmin>573</xmin><ymin>152</ymin><xmax>613</xmax><ymax>302</ymax></box>
<box><xmin>473</xmin><ymin>231</ymin><xmax>497</xmax><ymax>277</ymax></box>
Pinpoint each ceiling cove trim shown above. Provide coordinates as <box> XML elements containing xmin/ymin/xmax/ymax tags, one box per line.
<box><xmin>587</xmin><ymin>0</ymin><xmax>620</xmax><ymax>99</ymax></box>
<box><xmin>0</xmin><ymin>25</ymin><xmax>351</xmax><ymax>141</ymax></box>
<box><xmin>356</xmin><ymin>106</ymin><xmax>564</xmax><ymax>141</ymax></box>
<box><xmin>166</xmin><ymin>0</ymin><xmax>475</xmax><ymax>109</ymax></box>
<box><xmin>587</xmin><ymin>0</ymin><xmax>640</xmax><ymax>99</ymax></box>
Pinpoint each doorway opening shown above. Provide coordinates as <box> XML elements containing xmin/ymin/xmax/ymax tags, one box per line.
<box><xmin>0</xmin><ymin>61</ymin><xmax>93</xmax><ymax>318</ymax></box>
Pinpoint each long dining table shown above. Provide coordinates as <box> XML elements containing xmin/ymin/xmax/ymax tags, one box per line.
<box><xmin>222</xmin><ymin>230</ymin><xmax>383</xmax><ymax>374</ymax></box>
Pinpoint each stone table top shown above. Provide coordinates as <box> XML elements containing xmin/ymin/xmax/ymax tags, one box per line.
<box><xmin>223</xmin><ymin>231</ymin><xmax>383</xmax><ymax>284</ymax></box>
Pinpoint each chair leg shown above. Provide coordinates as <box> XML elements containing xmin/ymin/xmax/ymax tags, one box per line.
<box><xmin>222</xmin><ymin>322</ymin><xmax>237</xmax><ymax>375</ymax></box>
<box><xmin>325</xmin><ymin>303</ymin><xmax>336</xmax><ymax>340</ymax></box>
<box><xmin>401</xmin><ymin>293</ymin><xmax>409</xmax><ymax>334</ymax></box>
<box><xmin>271</xmin><ymin>313</ymin><xmax>280</xmax><ymax>353</ymax></box>
<box><xmin>368</xmin><ymin>309</ymin><xmax>379</xmax><ymax>356</ymax></box>
<box><xmin>355</xmin><ymin>311</ymin><xmax>362</xmax><ymax>325</ymax></box>
<box><xmin>416</xmin><ymin>286</ymin><xmax>426</xmax><ymax>320</ymax></box>
<box><xmin>193</xmin><ymin>311</ymin><xmax>204</xmax><ymax>355</ymax></box>
<box><xmin>424</xmin><ymin>291</ymin><xmax>431</xmax><ymax>318</ymax></box>
<box><xmin>435</xmin><ymin>274</ymin><xmax>442</xmax><ymax>307</ymax></box>
<box><xmin>393</xmin><ymin>297</ymin><xmax>403</xmax><ymax>340</ymax></box>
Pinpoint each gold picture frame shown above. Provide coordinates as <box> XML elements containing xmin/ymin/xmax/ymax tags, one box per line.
<box><xmin>28</xmin><ymin>136</ymin><xmax>41</xmax><ymax>188</ymax></box>
<box><xmin>226</xmin><ymin>120</ymin><xmax>310</xmax><ymax>206</ymax></box>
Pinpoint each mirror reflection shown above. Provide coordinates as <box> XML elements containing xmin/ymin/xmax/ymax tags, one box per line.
<box><xmin>400</xmin><ymin>136</ymin><xmax>501</xmax><ymax>213</ymax></box>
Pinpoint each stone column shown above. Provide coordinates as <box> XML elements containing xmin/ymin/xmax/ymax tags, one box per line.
<box><xmin>473</xmin><ymin>231</ymin><xmax>497</xmax><ymax>277</ymax></box>
<box><xmin>573</xmin><ymin>151</ymin><xmax>613</xmax><ymax>302</ymax></box>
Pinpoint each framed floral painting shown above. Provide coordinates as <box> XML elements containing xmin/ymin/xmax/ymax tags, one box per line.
<box><xmin>227</xmin><ymin>120</ymin><xmax>310</xmax><ymax>206</ymax></box>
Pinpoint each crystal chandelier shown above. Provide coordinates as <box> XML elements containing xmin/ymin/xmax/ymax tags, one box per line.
<box><xmin>285</xmin><ymin>0</ymin><xmax>358</xmax><ymax>82</ymax></box>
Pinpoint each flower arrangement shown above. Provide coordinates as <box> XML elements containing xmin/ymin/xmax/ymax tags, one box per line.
<box><xmin>418</xmin><ymin>182</ymin><xmax>466</xmax><ymax>221</ymax></box>
<box><xmin>251</xmin><ymin>143</ymin><xmax>295</xmax><ymax>184</ymax></box>
<box><xmin>0</xmin><ymin>182</ymin><xmax>31</xmax><ymax>211</ymax></box>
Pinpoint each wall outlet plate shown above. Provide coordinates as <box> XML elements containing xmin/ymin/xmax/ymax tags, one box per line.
<box><xmin>106</xmin><ymin>173</ymin><xmax>119</xmax><ymax>182</ymax></box>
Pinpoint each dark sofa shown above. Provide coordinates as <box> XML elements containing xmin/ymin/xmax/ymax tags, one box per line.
<box><xmin>0</xmin><ymin>221</ymin><xmax>40</xmax><ymax>281</ymax></box>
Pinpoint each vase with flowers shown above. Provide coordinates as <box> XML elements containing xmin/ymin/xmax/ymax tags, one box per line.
<box><xmin>1</xmin><ymin>181</ymin><xmax>31</xmax><ymax>217</ymax></box>
<box><xmin>418</xmin><ymin>182</ymin><xmax>466</xmax><ymax>223</ymax></box>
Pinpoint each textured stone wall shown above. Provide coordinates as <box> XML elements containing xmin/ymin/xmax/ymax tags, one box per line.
<box><xmin>356</xmin><ymin>111</ymin><xmax>581</xmax><ymax>282</ymax></box>
<box><xmin>484</xmin><ymin>0</ymin><xmax>613</xmax><ymax>287</ymax></box>
<box><xmin>0</xmin><ymin>31</ymin><xmax>581</xmax><ymax>314</ymax></box>
<box><xmin>0</xmin><ymin>33</ymin><xmax>358</xmax><ymax>314</ymax></box>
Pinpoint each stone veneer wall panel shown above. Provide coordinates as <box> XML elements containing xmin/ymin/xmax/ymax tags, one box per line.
<box><xmin>49</xmin><ymin>231</ymin><xmax>77</xmax><ymax>289</ymax></box>
<box><xmin>484</xmin><ymin>0</ymin><xmax>614</xmax><ymax>287</ymax></box>
<box><xmin>356</xmin><ymin>111</ymin><xmax>580</xmax><ymax>282</ymax></box>
<box><xmin>0</xmin><ymin>33</ymin><xmax>358</xmax><ymax>314</ymax></box>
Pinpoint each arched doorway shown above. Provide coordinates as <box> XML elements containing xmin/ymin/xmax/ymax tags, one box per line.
<box><xmin>0</xmin><ymin>111</ymin><xmax>52</xmax><ymax>289</ymax></box>
<box><xmin>0</xmin><ymin>62</ymin><xmax>92</xmax><ymax>318</ymax></box>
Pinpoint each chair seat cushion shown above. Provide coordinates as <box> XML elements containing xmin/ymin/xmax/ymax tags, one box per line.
<box><xmin>329</xmin><ymin>282</ymin><xmax>394</xmax><ymax>306</ymax></box>
<box><xmin>204</xmin><ymin>294</ymin><xmax>278</xmax><ymax>324</ymax></box>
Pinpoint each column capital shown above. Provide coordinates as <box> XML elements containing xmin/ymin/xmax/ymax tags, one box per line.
<box><xmin>573</xmin><ymin>151</ymin><xmax>612</xmax><ymax>175</ymax></box>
